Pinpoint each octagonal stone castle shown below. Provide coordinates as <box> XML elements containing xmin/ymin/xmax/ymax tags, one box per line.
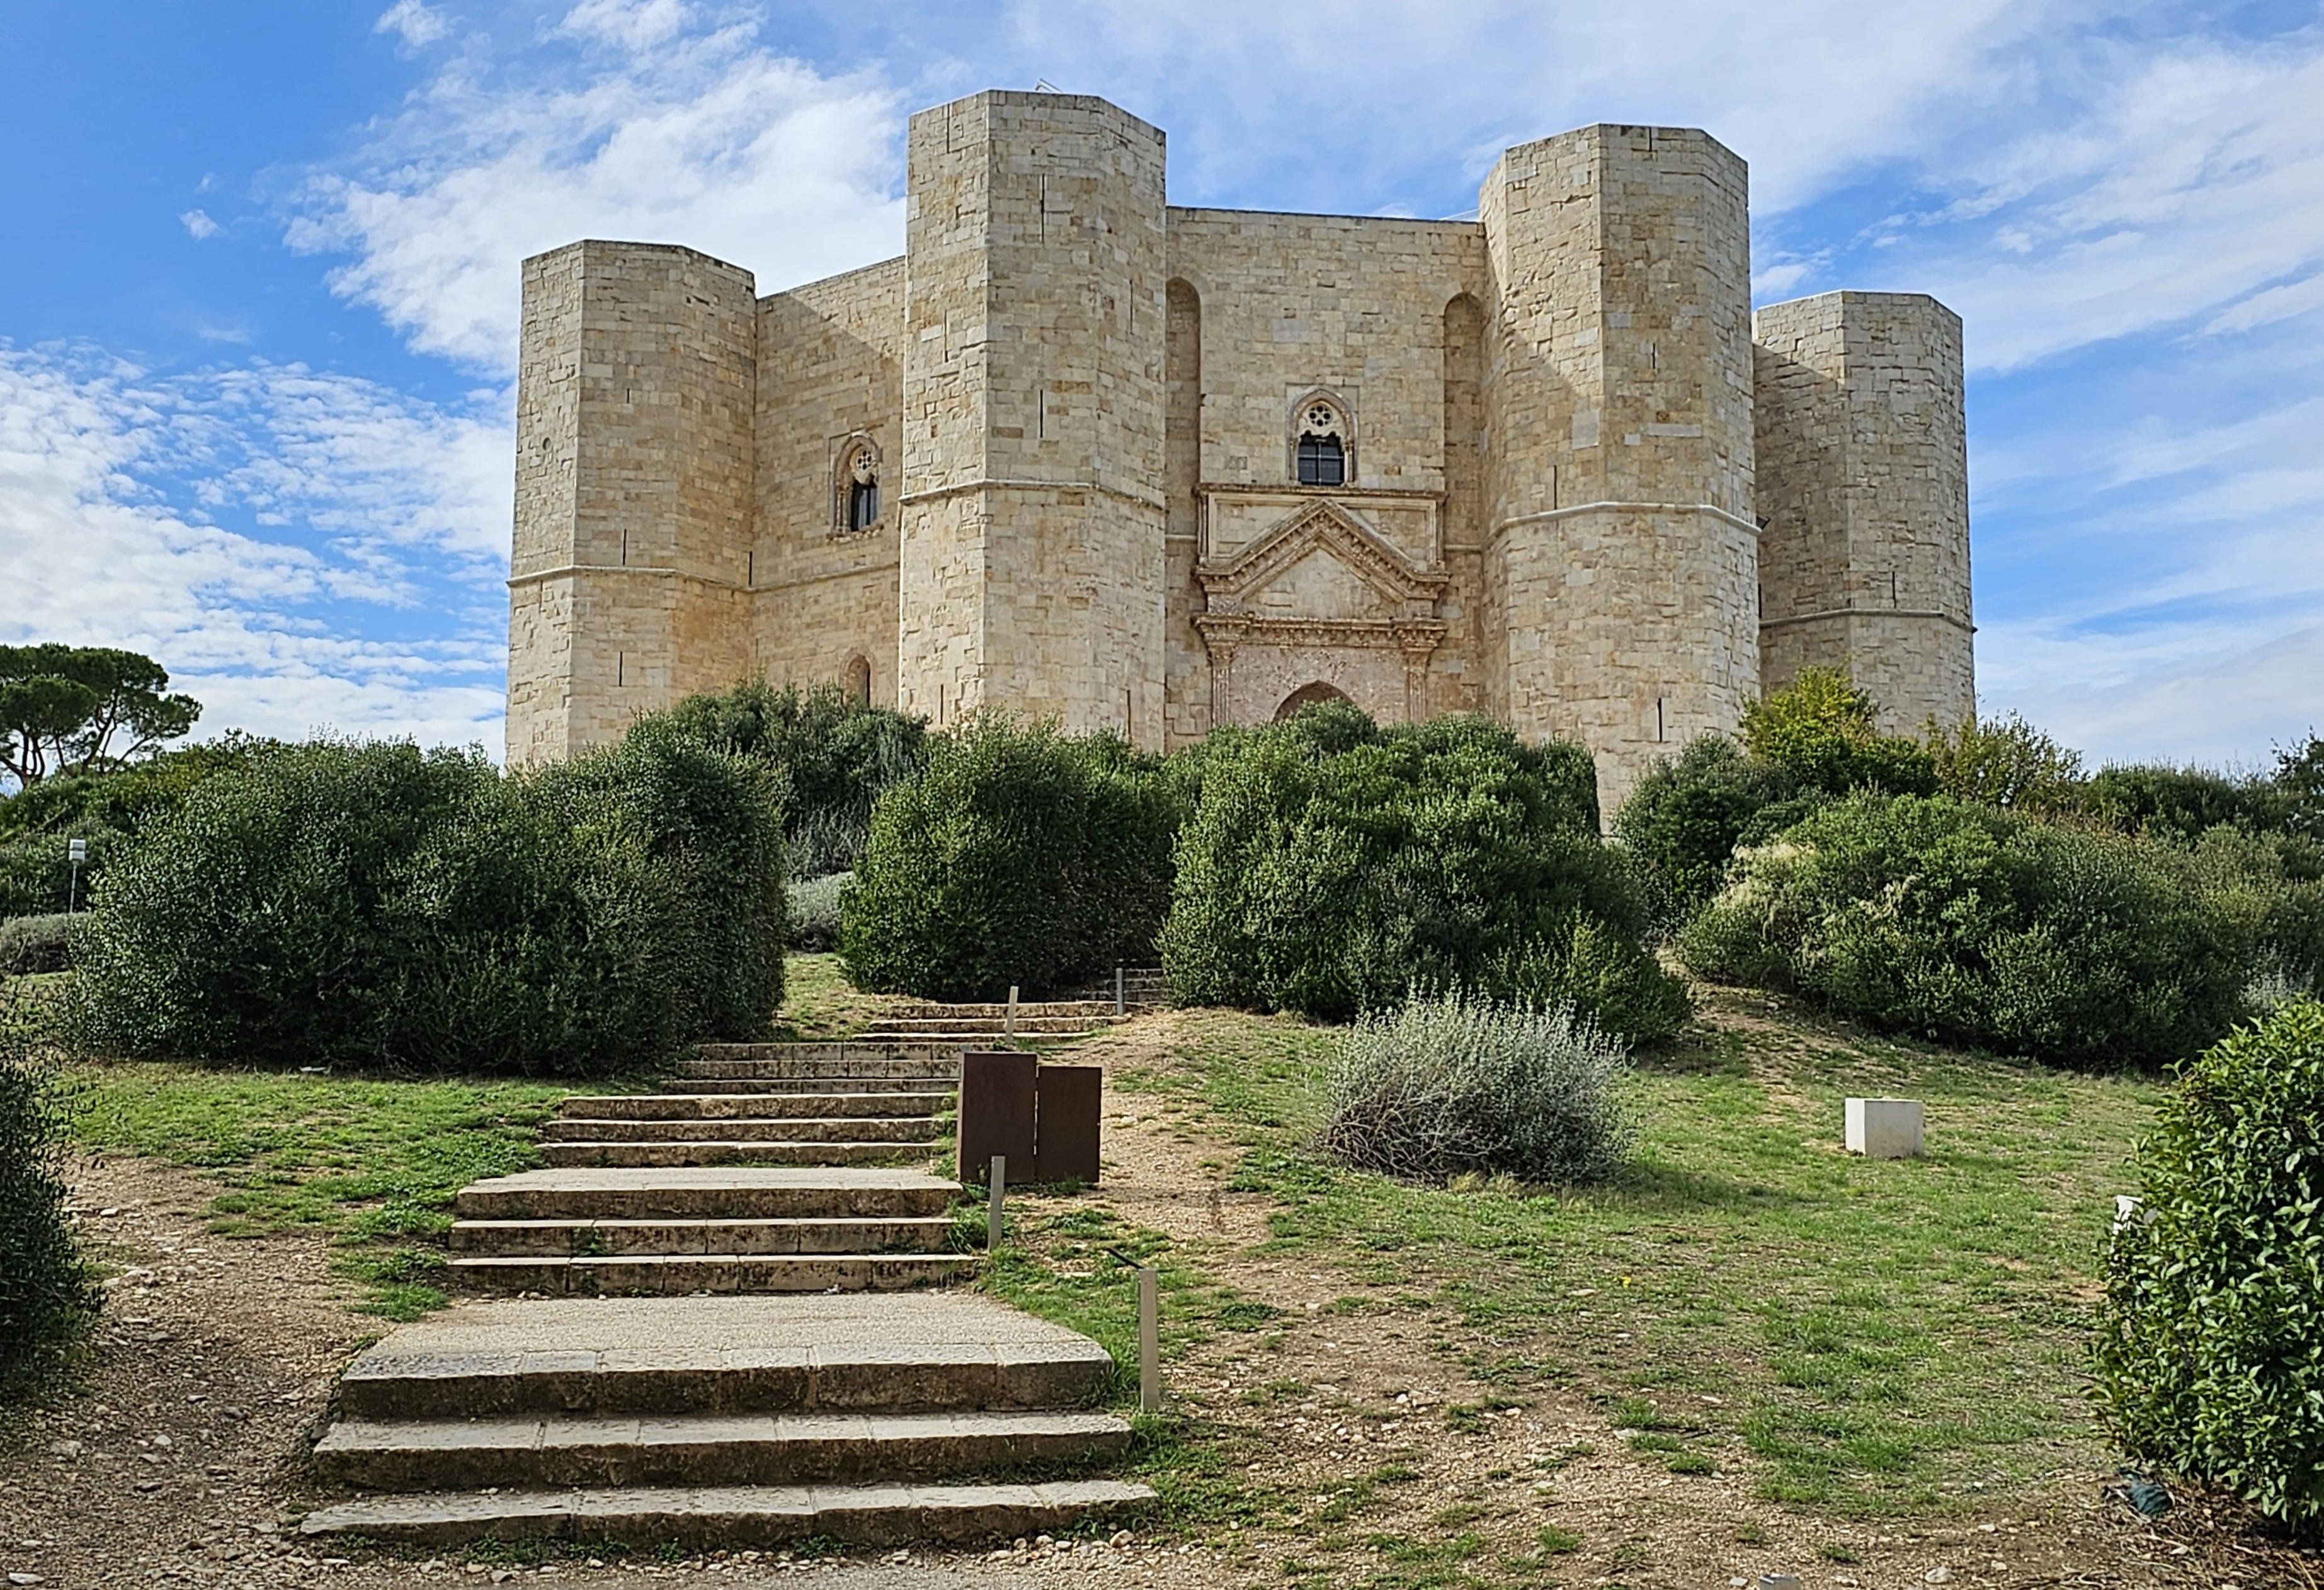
<box><xmin>506</xmin><ymin>90</ymin><xmax>1972</xmax><ymax>806</ymax></box>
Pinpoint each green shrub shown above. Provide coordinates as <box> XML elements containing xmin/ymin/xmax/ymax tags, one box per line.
<box><xmin>2085</xmin><ymin>763</ymin><xmax>2290</xmax><ymax>844</ymax></box>
<box><xmin>71</xmin><ymin>733</ymin><xmax>785</xmax><ymax>1074</ymax></box>
<box><xmin>1317</xmin><ymin>987</ymin><xmax>1632</xmax><ymax>1185</ymax></box>
<box><xmin>2093</xmin><ymin>1000</ymin><xmax>2324</xmax><ymax>1535</ymax></box>
<box><xmin>1680</xmin><ymin>793</ymin><xmax>2257</xmax><ymax>1069</ymax></box>
<box><xmin>1612</xmin><ymin>736</ymin><xmax>1820</xmax><ymax>927</ymax></box>
<box><xmin>0</xmin><ymin>737</ymin><xmax>265</xmax><ymax>916</ymax></box>
<box><xmin>644</xmin><ymin>678</ymin><xmax>925</xmax><ymax>877</ymax></box>
<box><xmin>1925</xmin><ymin>711</ymin><xmax>2086</xmax><ymax>814</ymax></box>
<box><xmin>0</xmin><ymin>990</ymin><xmax>98</xmax><ymax>1397</ymax></box>
<box><xmin>1740</xmin><ymin>667</ymin><xmax>1937</xmax><ymax>798</ymax></box>
<box><xmin>1161</xmin><ymin>709</ymin><xmax>1685</xmax><ymax>1038</ymax></box>
<box><xmin>0</xmin><ymin>913</ymin><xmax>74</xmax><ymax>975</ymax></box>
<box><xmin>841</xmin><ymin>715</ymin><xmax>1178</xmax><ymax>1001</ymax></box>
<box><xmin>789</xmin><ymin>871</ymin><xmax>849</xmax><ymax>951</ymax></box>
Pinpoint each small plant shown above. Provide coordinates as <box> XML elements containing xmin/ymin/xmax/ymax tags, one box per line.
<box><xmin>1316</xmin><ymin>988</ymin><xmax>1632</xmax><ymax>1186</ymax></box>
<box><xmin>0</xmin><ymin>989</ymin><xmax>98</xmax><ymax>1397</ymax></box>
<box><xmin>786</xmin><ymin>871</ymin><xmax>849</xmax><ymax>952</ymax></box>
<box><xmin>0</xmin><ymin>912</ymin><xmax>72</xmax><ymax>975</ymax></box>
<box><xmin>2093</xmin><ymin>998</ymin><xmax>2324</xmax><ymax>1536</ymax></box>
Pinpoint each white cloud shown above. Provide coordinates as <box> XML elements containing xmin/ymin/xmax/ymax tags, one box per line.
<box><xmin>2207</xmin><ymin>270</ymin><xmax>2324</xmax><ymax>337</ymax></box>
<box><xmin>179</xmin><ymin>209</ymin><xmax>221</xmax><ymax>240</ymax></box>
<box><xmin>375</xmin><ymin>0</ymin><xmax>451</xmax><ymax>49</ymax></box>
<box><xmin>288</xmin><ymin>6</ymin><xmax>906</xmax><ymax>372</ymax></box>
<box><xmin>0</xmin><ymin>344</ymin><xmax>509</xmax><ymax>751</ymax></box>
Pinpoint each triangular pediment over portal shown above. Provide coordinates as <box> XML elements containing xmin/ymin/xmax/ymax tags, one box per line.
<box><xmin>1196</xmin><ymin>499</ymin><xmax>1449</xmax><ymax>620</ymax></box>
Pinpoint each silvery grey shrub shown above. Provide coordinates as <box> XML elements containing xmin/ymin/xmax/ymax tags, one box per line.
<box><xmin>1316</xmin><ymin>987</ymin><xmax>1632</xmax><ymax>1186</ymax></box>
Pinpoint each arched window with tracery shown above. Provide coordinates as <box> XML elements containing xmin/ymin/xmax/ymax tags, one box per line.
<box><xmin>1290</xmin><ymin>395</ymin><xmax>1352</xmax><ymax>487</ymax></box>
<box><xmin>835</xmin><ymin>438</ymin><xmax>882</xmax><ymax>535</ymax></box>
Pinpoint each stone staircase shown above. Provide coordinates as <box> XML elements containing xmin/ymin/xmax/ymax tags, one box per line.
<box><xmin>301</xmin><ymin>1038</ymin><xmax>1156</xmax><ymax>1549</ymax></box>
<box><xmin>854</xmin><ymin>987</ymin><xmax>1163</xmax><ymax>1046</ymax></box>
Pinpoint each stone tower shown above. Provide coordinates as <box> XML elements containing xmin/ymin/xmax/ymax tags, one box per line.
<box><xmin>1478</xmin><ymin>126</ymin><xmax>1760</xmax><ymax>806</ymax></box>
<box><xmin>1752</xmin><ymin>292</ymin><xmax>1974</xmax><ymax>733</ymax></box>
<box><xmin>896</xmin><ymin>92</ymin><xmax>1170</xmax><ymax>746</ymax></box>
<box><xmin>506</xmin><ymin>241</ymin><xmax>756</xmax><ymax>764</ymax></box>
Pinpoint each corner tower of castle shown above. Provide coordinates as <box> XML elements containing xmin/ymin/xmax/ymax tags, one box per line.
<box><xmin>503</xmin><ymin>91</ymin><xmax>1973</xmax><ymax>808</ymax></box>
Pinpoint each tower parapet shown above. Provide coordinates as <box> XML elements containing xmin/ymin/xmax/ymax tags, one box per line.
<box><xmin>1753</xmin><ymin>291</ymin><xmax>1973</xmax><ymax>733</ymax></box>
<box><xmin>506</xmin><ymin>241</ymin><xmax>756</xmax><ymax>764</ymax></box>
<box><xmin>897</xmin><ymin>92</ymin><xmax>1170</xmax><ymax>745</ymax></box>
<box><xmin>1479</xmin><ymin>125</ymin><xmax>1760</xmax><ymax>809</ymax></box>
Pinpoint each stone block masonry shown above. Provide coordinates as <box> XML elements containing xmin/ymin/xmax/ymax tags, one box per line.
<box><xmin>505</xmin><ymin>90</ymin><xmax>1973</xmax><ymax>813</ymax></box>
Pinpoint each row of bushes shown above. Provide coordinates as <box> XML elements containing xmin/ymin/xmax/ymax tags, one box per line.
<box><xmin>69</xmin><ymin>726</ymin><xmax>787</xmax><ymax>1076</ymax></box>
<box><xmin>834</xmin><ymin>705</ymin><xmax>1691</xmax><ymax>1044</ymax></box>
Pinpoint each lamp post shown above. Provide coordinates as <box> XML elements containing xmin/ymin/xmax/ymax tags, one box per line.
<box><xmin>67</xmin><ymin>837</ymin><xmax>86</xmax><ymax>912</ymax></box>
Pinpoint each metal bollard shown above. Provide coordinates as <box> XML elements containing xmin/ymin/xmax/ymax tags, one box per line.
<box><xmin>1115</xmin><ymin>964</ymin><xmax>1124</xmax><ymax>1017</ymax></box>
<box><xmin>988</xmin><ymin>1154</ymin><xmax>1006</xmax><ymax>1249</ymax></box>
<box><xmin>1005</xmin><ymin>985</ymin><xmax>1019</xmax><ymax>1043</ymax></box>
<box><xmin>1137</xmin><ymin>1266</ymin><xmax>1161</xmax><ymax>1414</ymax></box>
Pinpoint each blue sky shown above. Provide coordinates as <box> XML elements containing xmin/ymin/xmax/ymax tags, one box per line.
<box><xmin>3</xmin><ymin>0</ymin><xmax>2319</xmax><ymax>767</ymax></box>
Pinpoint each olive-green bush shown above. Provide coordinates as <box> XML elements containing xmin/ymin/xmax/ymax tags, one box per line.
<box><xmin>2093</xmin><ymin>999</ymin><xmax>2324</xmax><ymax>1535</ymax></box>
<box><xmin>1738</xmin><ymin>666</ymin><xmax>1938</xmax><ymax>798</ymax></box>
<box><xmin>1680</xmin><ymin>793</ymin><xmax>2257</xmax><ymax>1069</ymax></box>
<box><xmin>787</xmin><ymin>871</ymin><xmax>849</xmax><ymax>952</ymax></box>
<box><xmin>1161</xmin><ymin>707</ymin><xmax>1687</xmax><ymax>1039</ymax></box>
<box><xmin>841</xmin><ymin>715</ymin><xmax>1178</xmax><ymax>1002</ymax></box>
<box><xmin>0</xmin><ymin>990</ymin><xmax>98</xmax><ymax>1397</ymax></box>
<box><xmin>1318</xmin><ymin>987</ymin><xmax>1632</xmax><ymax>1186</ymax></box>
<box><xmin>0</xmin><ymin>913</ymin><xmax>73</xmax><ymax>975</ymax></box>
<box><xmin>642</xmin><ymin>678</ymin><xmax>925</xmax><ymax>878</ymax></box>
<box><xmin>1612</xmin><ymin>736</ymin><xmax>1821</xmax><ymax>928</ymax></box>
<box><xmin>71</xmin><ymin>732</ymin><xmax>785</xmax><ymax>1075</ymax></box>
<box><xmin>0</xmin><ymin>737</ymin><xmax>261</xmax><ymax>916</ymax></box>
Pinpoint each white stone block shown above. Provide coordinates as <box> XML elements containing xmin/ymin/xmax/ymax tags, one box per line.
<box><xmin>1845</xmin><ymin>1097</ymin><xmax>1923</xmax><ymax>1159</ymax></box>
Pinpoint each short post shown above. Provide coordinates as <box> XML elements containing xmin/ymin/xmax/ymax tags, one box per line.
<box><xmin>1005</xmin><ymin>984</ymin><xmax>1019</xmax><ymax>1043</ymax></box>
<box><xmin>1137</xmin><ymin>1265</ymin><xmax>1161</xmax><ymax>1414</ymax></box>
<box><xmin>988</xmin><ymin>1154</ymin><xmax>1007</xmax><ymax>1249</ymax></box>
<box><xmin>67</xmin><ymin>837</ymin><xmax>86</xmax><ymax>912</ymax></box>
<box><xmin>1115</xmin><ymin>965</ymin><xmax>1125</xmax><ymax>1017</ymax></box>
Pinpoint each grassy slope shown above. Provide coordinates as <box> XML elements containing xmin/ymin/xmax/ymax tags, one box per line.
<box><xmin>1113</xmin><ymin>987</ymin><xmax>2161</xmax><ymax>1514</ymax></box>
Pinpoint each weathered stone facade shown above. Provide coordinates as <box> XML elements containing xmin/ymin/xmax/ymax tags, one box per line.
<box><xmin>507</xmin><ymin>90</ymin><xmax>1974</xmax><ymax>806</ymax></box>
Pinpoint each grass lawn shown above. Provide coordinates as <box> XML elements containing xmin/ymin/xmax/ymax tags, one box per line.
<box><xmin>1107</xmin><ymin>987</ymin><xmax>2165</xmax><ymax>1516</ymax></box>
<box><xmin>64</xmin><ymin>1064</ymin><xmax>572</xmax><ymax>1318</ymax></box>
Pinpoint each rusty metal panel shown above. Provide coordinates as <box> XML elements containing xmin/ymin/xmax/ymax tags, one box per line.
<box><xmin>957</xmin><ymin>1050</ymin><xmax>1036</xmax><ymax>1187</ymax></box>
<box><xmin>1033</xmin><ymin>1063</ymin><xmax>1103</xmax><ymax>1186</ymax></box>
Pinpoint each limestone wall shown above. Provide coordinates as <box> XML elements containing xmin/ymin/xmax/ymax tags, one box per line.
<box><xmin>898</xmin><ymin>92</ymin><xmax>1170</xmax><ymax>745</ymax></box>
<box><xmin>1753</xmin><ymin>291</ymin><xmax>1973</xmax><ymax>732</ymax></box>
<box><xmin>1164</xmin><ymin>210</ymin><xmax>1488</xmax><ymax>733</ymax></box>
<box><xmin>506</xmin><ymin>241</ymin><xmax>757</xmax><ymax>764</ymax></box>
<box><xmin>751</xmin><ymin>258</ymin><xmax>908</xmax><ymax>704</ymax></box>
<box><xmin>1479</xmin><ymin>125</ymin><xmax>1760</xmax><ymax>809</ymax></box>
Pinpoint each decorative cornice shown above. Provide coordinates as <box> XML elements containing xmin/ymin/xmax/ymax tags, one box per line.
<box><xmin>1761</xmin><ymin>606</ymin><xmax>1975</xmax><ymax>635</ymax></box>
<box><xmin>1491</xmin><ymin>500</ymin><xmax>1762</xmax><ymax>539</ymax></box>
<box><xmin>508</xmin><ymin>564</ymin><xmax>744</xmax><ymax>592</ymax></box>
<box><xmin>897</xmin><ymin>477</ymin><xmax>1168</xmax><ymax>513</ymax></box>
<box><xmin>1195</xmin><ymin>613</ymin><xmax>1449</xmax><ymax>654</ymax></box>
<box><xmin>1200</xmin><ymin>481</ymin><xmax>1445</xmax><ymax>505</ymax></box>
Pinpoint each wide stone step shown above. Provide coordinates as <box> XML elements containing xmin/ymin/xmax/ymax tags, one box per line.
<box><xmin>450</xmin><ymin>1252</ymin><xmax>972</xmax><ymax>1295</ymax></box>
<box><xmin>312</xmin><ymin>1409</ymin><xmax>1132</xmax><ymax>1490</ymax></box>
<box><xmin>665</xmin><ymin>1076</ymin><xmax>960</xmax><ymax>1096</ymax></box>
<box><xmin>538</xmin><ymin>1140</ymin><xmax>940</xmax><ymax>1170</ymax></box>
<box><xmin>448</xmin><ymin>1215</ymin><xmax>950</xmax><ymax>1259</ymax></box>
<box><xmin>455</xmin><ymin>1169</ymin><xmax>959</xmax><ymax>1223</ymax></box>
<box><xmin>690</xmin><ymin>1046</ymin><xmax>962</xmax><ymax>1076</ymax></box>
<box><xmin>299</xmin><ymin>1479</ymin><xmax>1157</xmax><ymax>1549</ymax></box>
<box><xmin>544</xmin><ymin>1116</ymin><xmax>942</xmax><ymax>1145</ymax></box>
<box><xmin>559</xmin><ymin>1092</ymin><xmax>953</xmax><ymax>1121</ymax></box>
<box><xmin>337</xmin><ymin>1295</ymin><xmax>1114</xmax><ymax>1420</ymax></box>
<box><xmin>859</xmin><ymin>1015</ymin><xmax>1111</xmax><ymax>1034</ymax></box>
<box><xmin>886</xmin><ymin>1001</ymin><xmax>1119</xmax><ymax>1019</ymax></box>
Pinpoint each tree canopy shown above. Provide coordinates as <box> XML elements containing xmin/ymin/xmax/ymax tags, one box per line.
<box><xmin>0</xmin><ymin>646</ymin><xmax>202</xmax><ymax>786</ymax></box>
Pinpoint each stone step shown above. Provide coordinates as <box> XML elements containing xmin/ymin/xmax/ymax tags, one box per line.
<box><xmin>666</xmin><ymin>1076</ymin><xmax>961</xmax><ymax>1097</ymax></box>
<box><xmin>455</xmin><ymin>1169</ymin><xmax>959</xmax><ymax>1223</ymax></box>
<box><xmin>299</xmin><ymin>1479</ymin><xmax>1157</xmax><ymax>1549</ymax></box>
<box><xmin>544</xmin><ymin>1116</ymin><xmax>942</xmax><ymax>1145</ymax></box>
<box><xmin>885</xmin><ymin>1001</ymin><xmax>1120</xmax><ymax>1019</ymax></box>
<box><xmin>312</xmin><ymin>1409</ymin><xmax>1132</xmax><ymax>1491</ymax></box>
<box><xmin>858</xmin><ymin>1015</ymin><xmax>1112</xmax><ymax>1034</ymax></box>
<box><xmin>559</xmin><ymin>1092</ymin><xmax>954</xmax><ymax>1122</ymax></box>
<box><xmin>448</xmin><ymin>1215</ymin><xmax>951</xmax><ymax>1259</ymax></box>
<box><xmin>690</xmin><ymin>1046</ymin><xmax>962</xmax><ymax>1073</ymax></box>
<box><xmin>537</xmin><ymin>1140</ymin><xmax>941</xmax><ymax>1170</ymax></box>
<box><xmin>450</xmin><ymin>1252</ymin><xmax>972</xmax><ymax>1295</ymax></box>
<box><xmin>338</xmin><ymin>1297</ymin><xmax>1113</xmax><ymax>1420</ymax></box>
<box><xmin>678</xmin><ymin>1060</ymin><xmax>960</xmax><ymax>1083</ymax></box>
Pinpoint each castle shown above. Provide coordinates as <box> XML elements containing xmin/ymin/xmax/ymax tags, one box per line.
<box><xmin>506</xmin><ymin>91</ymin><xmax>1973</xmax><ymax>805</ymax></box>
